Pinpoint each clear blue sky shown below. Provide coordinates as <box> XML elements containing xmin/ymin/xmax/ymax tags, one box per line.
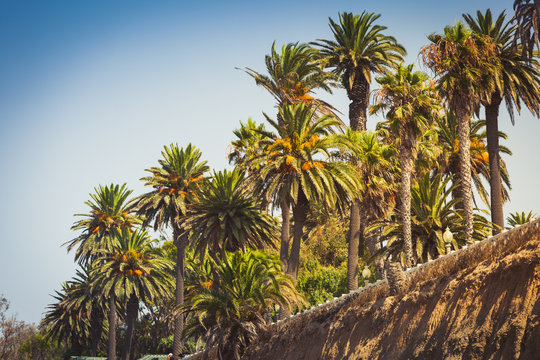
<box><xmin>1</xmin><ymin>0</ymin><xmax>535</xmax><ymax>324</ymax></box>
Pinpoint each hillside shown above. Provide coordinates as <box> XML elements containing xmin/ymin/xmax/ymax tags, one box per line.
<box><xmin>239</xmin><ymin>219</ymin><xmax>540</xmax><ymax>359</ymax></box>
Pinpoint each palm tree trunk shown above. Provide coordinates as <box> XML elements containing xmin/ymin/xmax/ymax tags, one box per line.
<box><xmin>280</xmin><ymin>199</ymin><xmax>291</xmax><ymax>271</ymax></box>
<box><xmin>108</xmin><ymin>295</ymin><xmax>117</xmax><ymax>360</ymax></box>
<box><xmin>90</xmin><ymin>306</ymin><xmax>104</xmax><ymax>356</ymax></box>
<box><xmin>347</xmin><ymin>70</ymin><xmax>369</xmax><ymax>132</ymax></box>
<box><xmin>121</xmin><ymin>294</ymin><xmax>139</xmax><ymax>360</ymax></box>
<box><xmin>486</xmin><ymin>100</ymin><xmax>504</xmax><ymax>234</ymax></box>
<box><xmin>172</xmin><ymin>227</ymin><xmax>186</xmax><ymax>360</ymax></box>
<box><xmin>366</xmin><ymin>230</ymin><xmax>385</xmax><ymax>279</ymax></box>
<box><xmin>347</xmin><ymin>198</ymin><xmax>361</xmax><ymax>291</ymax></box>
<box><xmin>400</xmin><ymin>124</ymin><xmax>415</xmax><ymax>267</ymax></box>
<box><xmin>457</xmin><ymin>109</ymin><xmax>474</xmax><ymax>244</ymax></box>
<box><xmin>385</xmin><ymin>261</ymin><xmax>405</xmax><ymax>296</ymax></box>
<box><xmin>287</xmin><ymin>193</ymin><xmax>309</xmax><ymax>280</ymax></box>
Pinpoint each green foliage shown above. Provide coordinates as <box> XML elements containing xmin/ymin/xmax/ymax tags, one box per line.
<box><xmin>506</xmin><ymin>211</ymin><xmax>538</xmax><ymax>228</ymax></box>
<box><xmin>183</xmin><ymin>168</ymin><xmax>279</xmax><ymax>260</ymax></box>
<box><xmin>296</xmin><ymin>260</ymin><xmax>347</xmax><ymax>306</ymax></box>
<box><xmin>181</xmin><ymin>250</ymin><xmax>305</xmax><ymax>360</ymax></box>
<box><xmin>19</xmin><ymin>333</ymin><xmax>65</xmax><ymax>360</ymax></box>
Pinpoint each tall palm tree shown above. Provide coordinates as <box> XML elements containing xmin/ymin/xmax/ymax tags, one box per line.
<box><xmin>434</xmin><ymin>112</ymin><xmax>512</xmax><ymax>210</ymax></box>
<box><xmin>64</xmin><ymin>183</ymin><xmax>139</xmax><ymax>359</ymax></box>
<box><xmin>251</xmin><ymin>102</ymin><xmax>361</xmax><ymax>280</ymax></box>
<box><xmin>336</xmin><ymin>130</ymin><xmax>397</xmax><ymax>287</ymax></box>
<box><xmin>65</xmin><ymin>183</ymin><xmax>140</xmax><ymax>265</ymax></box>
<box><xmin>421</xmin><ymin>21</ymin><xmax>500</xmax><ymax>244</ymax></box>
<box><xmin>91</xmin><ymin>228</ymin><xmax>174</xmax><ymax>360</ymax></box>
<box><xmin>463</xmin><ymin>9</ymin><xmax>540</xmax><ymax>233</ymax></box>
<box><xmin>228</xmin><ymin>119</ymin><xmax>268</xmax><ymax>174</ymax></box>
<box><xmin>370</xmin><ymin>64</ymin><xmax>439</xmax><ymax>266</ymax></box>
<box><xmin>513</xmin><ymin>0</ymin><xmax>540</xmax><ymax>58</ymax></box>
<box><xmin>243</xmin><ymin>42</ymin><xmax>338</xmax><ymax>272</ymax></box>
<box><xmin>243</xmin><ymin>42</ymin><xmax>338</xmax><ymax>122</ymax></box>
<box><xmin>182</xmin><ymin>168</ymin><xmax>278</xmax><ymax>260</ymax></box>
<box><xmin>181</xmin><ymin>250</ymin><xmax>305</xmax><ymax>360</ymax></box>
<box><xmin>135</xmin><ymin>144</ymin><xmax>209</xmax><ymax>360</ymax></box>
<box><xmin>314</xmin><ymin>11</ymin><xmax>405</xmax><ymax>289</ymax></box>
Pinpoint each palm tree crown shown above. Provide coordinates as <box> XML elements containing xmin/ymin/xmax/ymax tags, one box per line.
<box><xmin>183</xmin><ymin>168</ymin><xmax>279</xmax><ymax>260</ymax></box>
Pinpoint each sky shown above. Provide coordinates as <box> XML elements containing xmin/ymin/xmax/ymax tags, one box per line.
<box><xmin>1</xmin><ymin>0</ymin><xmax>536</xmax><ymax>324</ymax></box>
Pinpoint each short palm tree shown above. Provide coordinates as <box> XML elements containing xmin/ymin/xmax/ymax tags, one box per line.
<box><xmin>91</xmin><ymin>228</ymin><xmax>174</xmax><ymax>360</ymax></box>
<box><xmin>506</xmin><ymin>210</ymin><xmax>538</xmax><ymax>228</ymax></box>
<box><xmin>181</xmin><ymin>250</ymin><xmax>305</xmax><ymax>360</ymax></box>
<box><xmin>182</xmin><ymin>168</ymin><xmax>278</xmax><ymax>260</ymax></box>
<box><xmin>135</xmin><ymin>143</ymin><xmax>209</xmax><ymax>359</ymax></box>
<box><xmin>65</xmin><ymin>183</ymin><xmax>140</xmax><ymax>265</ymax></box>
<box><xmin>463</xmin><ymin>9</ymin><xmax>540</xmax><ymax>233</ymax></box>
<box><xmin>421</xmin><ymin>21</ymin><xmax>500</xmax><ymax>244</ymax></box>
<box><xmin>42</xmin><ymin>282</ymin><xmax>90</xmax><ymax>356</ymax></box>
<box><xmin>370</xmin><ymin>63</ymin><xmax>439</xmax><ymax>267</ymax></box>
<box><xmin>251</xmin><ymin>102</ymin><xmax>361</xmax><ymax>279</ymax></box>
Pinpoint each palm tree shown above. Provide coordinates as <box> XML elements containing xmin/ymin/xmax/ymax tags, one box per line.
<box><xmin>182</xmin><ymin>168</ymin><xmax>278</xmax><ymax>260</ymax></box>
<box><xmin>336</xmin><ymin>130</ymin><xmax>397</xmax><ymax>287</ymax></box>
<box><xmin>251</xmin><ymin>102</ymin><xmax>361</xmax><ymax>279</ymax></box>
<box><xmin>242</xmin><ymin>42</ymin><xmax>338</xmax><ymax>122</ymax></box>
<box><xmin>513</xmin><ymin>0</ymin><xmax>540</xmax><ymax>58</ymax></box>
<box><xmin>421</xmin><ymin>21</ymin><xmax>500</xmax><ymax>244</ymax></box>
<box><xmin>369</xmin><ymin>174</ymin><xmax>492</xmax><ymax>264</ymax></box>
<box><xmin>314</xmin><ymin>11</ymin><xmax>405</xmax><ymax>289</ymax></box>
<box><xmin>91</xmin><ymin>228</ymin><xmax>174</xmax><ymax>360</ymax></box>
<box><xmin>434</xmin><ymin>112</ymin><xmax>512</xmax><ymax>210</ymax></box>
<box><xmin>64</xmin><ymin>267</ymin><xmax>108</xmax><ymax>356</ymax></box>
<box><xmin>65</xmin><ymin>183</ymin><xmax>140</xmax><ymax>265</ymax></box>
<box><xmin>506</xmin><ymin>210</ymin><xmax>538</xmax><ymax>228</ymax></box>
<box><xmin>181</xmin><ymin>250</ymin><xmax>305</xmax><ymax>360</ymax></box>
<box><xmin>135</xmin><ymin>143</ymin><xmax>209</xmax><ymax>360</ymax></box>
<box><xmin>243</xmin><ymin>42</ymin><xmax>338</xmax><ymax>272</ymax></box>
<box><xmin>463</xmin><ymin>9</ymin><xmax>540</xmax><ymax>233</ymax></box>
<box><xmin>370</xmin><ymin>63</ymin><xmax>439</xmax><ymax>267</ymax></box>
<box><xmin>42</xmin><ymin>282</ymin><xmax>90</xmax><ymax>356</ymax></box>
<box><xmin>228</xmin><ymin>119</ymin><xmax>268</xmax><ymax>174</ymax></box>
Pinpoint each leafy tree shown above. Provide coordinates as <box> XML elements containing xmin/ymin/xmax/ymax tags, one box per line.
<box><xmin>251</xmin><ymin>102</ymin><xmax>361</xmax><ymax>279</ymax></box>
<box><xmin>91</xmin><ymin>228</ymin><xmax>174</xmax><ymax>360</ymax></box>
<box><xmin>371</xmin><ymin>63</ymin><xmax>439</xmax><ymax>266</ymax></box>
<box><xmin>183</xmin><ymin>168</ymin><xmax>278</xmax><ymax>261</ymax></box>
<box><xmin>181</xmin><ymin>250</ymin><xmax>305</xmax><ymax>360</ymax></box>
<box><xmin>463</xmin><ymin>9</ymin><xmax>540</xmax><ymax>233</ymax></box>
<box><xmin>506</xmin><ymin>211</ymin><xmax>538</xmax><ymax>228</ymax></box>
<box><xmin>19</xmin><ymin>332</ymin><xmax>64</xmax><ymax>360</ymax></box>
<box><xmin>136</xmin><ymin>143</ymin><xmax>209</xmax><ymax>359</ymax></box>
<box><xmin>1</xmin><ymin>296</ymin><xmax>38</xmax><ymax>360</ymax></box>
<box><xmin>422</xmin><ymin>21</ymin><xmax>500</xmax><ymax>244</ymax></box>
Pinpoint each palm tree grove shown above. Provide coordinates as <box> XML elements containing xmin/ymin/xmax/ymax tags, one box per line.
<box><xmin>4</xmin><ymin>3</ymin><xmax>540</xmax><ymax>360</ymax></box>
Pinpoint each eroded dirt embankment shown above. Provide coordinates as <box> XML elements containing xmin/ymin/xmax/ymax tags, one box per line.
<box><xmin>242</xmin><ymin>220</ymin><xmax>540</xmax><ymax>360</ymax></box>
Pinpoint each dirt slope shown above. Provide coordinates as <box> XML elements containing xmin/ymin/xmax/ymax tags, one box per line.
<box><xmin>241</xmin><ymin>220</ymin><xmax>540</xmax><ymax>360</ymax></box>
